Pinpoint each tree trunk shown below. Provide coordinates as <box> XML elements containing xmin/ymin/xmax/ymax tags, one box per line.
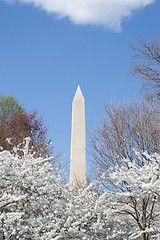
<box><xmin>143</xmin><ymin>232</ymin><xmax>149</xmax><ymax>240</ymax></box>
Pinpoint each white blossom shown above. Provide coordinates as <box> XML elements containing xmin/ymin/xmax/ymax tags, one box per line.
<box><xmin>0</xmin><ymin>139</ymin><xmax>160</xmax><ymax>239</ymax></box>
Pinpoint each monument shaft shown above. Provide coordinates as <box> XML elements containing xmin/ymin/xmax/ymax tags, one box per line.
<box><xmin>70</xmin><ymin>86</ymin><xmax>86</xmax><ymax>187</ymax></box>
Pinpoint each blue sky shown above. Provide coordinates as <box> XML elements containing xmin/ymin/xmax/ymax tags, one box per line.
<box><xmin>0</xmin><ymin>0</ymin><xmax>159</xmax><ymax>177</ymax></box>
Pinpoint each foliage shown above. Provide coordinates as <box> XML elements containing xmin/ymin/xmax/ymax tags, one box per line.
<box><xmin>0</xmin><ymin>110</ymin><xmax>52</xmax><ymax>157</ymax></box>
<box><xmin>0</xmin><ymin>95</ymin><xmax>52</xmax><ymax>157</ymax></box>
<box><xmin>0</xmin><ymin>138</ymin><xmax>160</xmax><ymax>240</ymax></box>
<box><xmin>129</xmin><ymin>35</ymin><xmax>160</xmax><ymax>101</ymax></box>
<box><xmin>0</xmin><ymin>94</ymin><xmax>24</xmax><ymax>119</ymax></box>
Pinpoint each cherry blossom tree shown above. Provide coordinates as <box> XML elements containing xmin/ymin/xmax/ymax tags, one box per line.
<box><xmin>0</xmin><ymin>138</ymin><xmax>160</xmax><ymax>239</ymax></box>
<box><xmin>0</xmin><ymin>137</ymin><xmax>60</xmax><ymax>239</ymax></box>
<box><xmin>0</xmin><ymin>138</ymin><xmax>114</xmax><ymax>240</ymax></box>
<box><xmin>109</xmin><ymin>151</ymin><xmax>160</xmax><ymax>240</ymax></box>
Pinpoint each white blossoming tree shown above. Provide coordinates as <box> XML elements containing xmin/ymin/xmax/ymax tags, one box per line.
<box><xmin>0</xmin><ymin>137</ymin><xmax>64</xmax><ymax>239</ymax></box>
<box><xmin>0</xmin><ymin>138</ymin><xmax>160</xmax><ymax>239</ymax></box>
<box><xmin>0</xmin><ymin>138</ymin><xmax>116</xmax><ymax>240</ymax></box>
<box><xmin>109</xmin><ymin>151</ymin><xmax>160</xmax><ymax>240</ymax></box>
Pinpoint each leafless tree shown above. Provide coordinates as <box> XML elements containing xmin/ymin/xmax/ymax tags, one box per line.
<box><xmin>89</xmin><ymin>100</ymin><xmax>160</xmax><ymax>191</ymax></box>
<box><xmin>129</xmin><ymin>35</ymin><xmax>160</xmax><ymax>101</ymax></box>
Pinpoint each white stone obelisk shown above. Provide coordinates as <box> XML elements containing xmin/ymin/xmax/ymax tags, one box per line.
<box><xmin>70</xmin><ymin>85</ymin><xmax>86</xmax><ymax>187</ymax></box>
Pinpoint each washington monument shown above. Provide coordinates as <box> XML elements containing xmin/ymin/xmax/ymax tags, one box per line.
<box><xmin>70</xmin><ymin>85</ymin><xmax>86</xmax><ymax>187</ymax></box>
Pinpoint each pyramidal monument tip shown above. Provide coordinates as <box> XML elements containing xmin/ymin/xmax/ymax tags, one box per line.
<box><xmin>73</xmin><ymin>85</ymin><xmax>84</xmax><ymax>101</ymax></box>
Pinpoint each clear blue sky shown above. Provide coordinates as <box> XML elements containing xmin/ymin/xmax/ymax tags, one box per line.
<box><xmin>0</xmin><ymin>0</ymin><xmax>159</xmax><ymax>176</ymax></box>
